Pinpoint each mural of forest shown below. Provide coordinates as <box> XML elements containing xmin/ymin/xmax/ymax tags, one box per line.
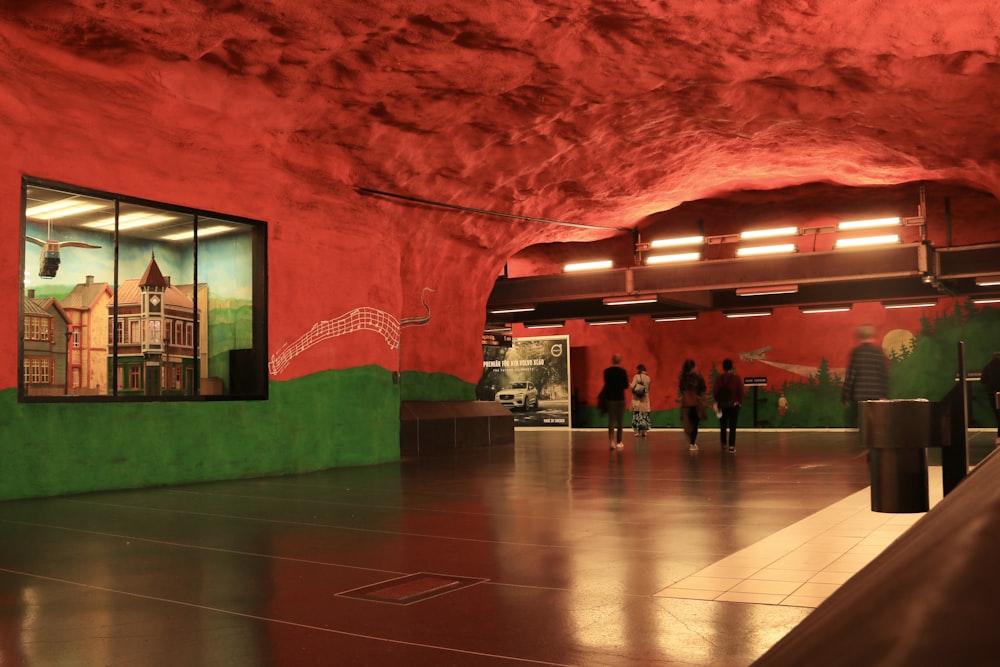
<box><xmin>517</xmin><ymin>299</ymin><xmax>1000</xmax><ymax>430</ymax></box>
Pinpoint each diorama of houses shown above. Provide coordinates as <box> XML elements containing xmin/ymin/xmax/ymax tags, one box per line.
<box><xmin>22</xmin><ymin>291</ymin><xmax>70</xmax><ymax>396</ymax></box>
<box><xmin>60</xmin><ymin>275</ymin><xmax>113</xmax><ymax>395</ymax></box>
<box><xmin>108</xmin><ymin>253</ymin><xmax>204</xmax><ymax>396</ymax></box>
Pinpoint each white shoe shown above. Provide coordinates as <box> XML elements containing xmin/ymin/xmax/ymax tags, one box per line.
<box><xmin>689</xmin><ymin>443</ymin><xmax>699</xmax><ymax>452</ymax></box>
<box><xmin>616</xmin><ymin>442</ymin><xmax>624</xmax><ymax>449</ymax></box>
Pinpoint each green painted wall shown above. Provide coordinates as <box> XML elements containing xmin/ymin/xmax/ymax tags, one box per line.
<box><xmin>0</xmin><ymin>365</ymin><xmax>400</xmax><ymax>501</ymax></box>
<box><xmin>400</xmin><ymin>370</ymin><xmax>475</xmax><ymax>401</ymax></box>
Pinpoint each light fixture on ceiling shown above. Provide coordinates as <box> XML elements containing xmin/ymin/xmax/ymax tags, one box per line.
<box><xmin>649</xmin><ymin>235</ymin><xmax>704</xmax><ymax>248</ymax></box>
<box><xmin>975</xmin><ymin>276</ymin><xmax>1000</xmax><ymax>287</ymax></box>
<box><xmin>84</xmin><ymin>212</ymin><xmax>177</xmax><ymax>231</ymax></box>
<box><xmin>735</xmin><ymin>243</ymin><xmax>797</xmax><ymax>257</ymax></box>
<box><xmin>799</xmin><ymin>305</ymin><xmax>852</xmax><ymax>314</ymax></box>
<box><xmin>646</xmin><ymin>251</ymin><xmax>701</xmax><ymax>265</ymax></box>
<box><xmin>603</xmin><ymin>294</ymin><xmax>659</xmax><ymax>306</ymax></box>
<box><xmin>723</xmin><ymin>310</ymin><xmax>773</xmax><ymax>318</ymax></box>
<box><xmin>586</xmin><ymin>318</ymin><xmax>629</xmax><ymax>326</ymax></box>
<box><xmin>564</xmin><ymin>259</ymin><xmax>613</xmax><ymax>272</ymax></box>
<box><xmin>26</xmin><ymin>201</ymin><xmax>104</xmax><ymax>220</ymax></box>
<box><xmin>834</xmin><ymin>234</ymin><xmax>901</xmax><ymax>249</ymax></box>
<box><xmin>160</xmin><ymin>225</ymin><xmax>235</xmax><ymax>241</ymax></box>
<box><xmin>736</xmin><ymin>284</ymin><xmax>799</xmax><ymax>297</ymax></box>
<box><xmin>740</xmin><ymin>226</ymin><xmax>798</xmax><ymax>240</ymax></box>
<box><xmin>488</xmin><ymin>305</ymin><xmax>536</xmax><ymax>314</ymax></box>
<box><xmin>653</xmin><ymin>314</ymin><xmax>698</xmax><ymax>322</ymax></box>
<box><xmin>882</xmin><ymin>300</ymin><xmax>936</xmax><ymax>309</ymax></box>
<box><xmin>483</xmin><ymin>326</ymin><xmax>512</xmax><ymax>334</ymax></box>
<box><xmin>522</xmin><ymin>321</ymin><xmax>565</xmax><ymax>329</ymax></box>
<box><xmin>837</xmin><ymin>216</ymin><xmax>901</xmax><ymax>231</ymax></box>
<box><xmin>972</xmin><ymin>298</ymin><xmax>1000</xmax><ymax>305</ymax></box>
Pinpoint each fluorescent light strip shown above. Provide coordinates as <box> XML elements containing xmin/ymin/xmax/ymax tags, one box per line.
<box><xmin>882</xmin><ymin>301</ymin><xmax>936</xmax><ymax>309</ymax></box>
<box><xmin>975</xmin><ymin>276</ymin><xmax>1000</xmax><ymax>287</ymax></box>
<box><xmin>523</xmin><ymin>322</ymin><xmax>564</xmax><ymax>329</ymax></box>
<box><xmin>834</xmin><ymin>234</ymin><xmax>900</xmax><ymax>248</ymax></box>
<box><xmin>26</xmin><ymin>202</ymin><xmax>104</xmax><ymax>220</ymax></box>
<box><xmin>488</xmin><ymin>306</ymin><xmax>536</xmax><ymax>314</ymax></box>
<box><xmin>837</xmin><ymin>217</ymin><xmax>901</xmax><ymax>231</ymax></box>
<box><xmin>736</xmin><ymin>285</ymin><xmax>798</xmax><ymax>296</ymax></box>
<box><xmin>484</xmin><ymin>327</ymin><xmax>512</xmax><ymax>334</ymax></box>
<box><xmin>564</xmin><ymin>260</ymin><xmax>612</xmax><ymax>272</ymax></box>
<box><xmin>84</xmin><ymin>212</ymin><xmax>176</xmax><ymax>230</ymax></box>
<box><xmin>800</xmin><ymin>306</ymin><xmax>852</xmax><ymax>314</ymax></box>
<box><xmin>586</xmin><ymin>319</ymin><xmax>629</xmax><ymax>326</ymax></box>
<box><xmin>159</xmin><ymin>225</ymin><xmax>234</xmax><ymax>241</ymax></box>
<box><xmin>649</xmin><ymin>235</ymin><xmax>704</xmax><ymax>248</ymax></box>
<box><xmin>724</xmin><ymin>310</ymin><xmax>773</xmax><ymax>318</ymax></box>
<box><xmin>646</xmin><ymin>251</ymin><xmax>701</xmax><ymax>264</ymax></box>
<box><xmin>604</xmin><ymin>297</ymin><xmax>658</xmax><ymax>306</ymax></box>
<box><xmin>972</xmin><ymin>298</ymin><xmax>1000</xmax><ymax>305</ymax></box>
<box><xmin>735</xmin><ymin>244</ymin><xmax>797</xmax><ymax>257</ymax></box>
<box><xmin>653</xmin><ymin>314</ymin><xmax>698</xmax><ymax>322</ymax></box>
<box><xmin>740</xmin><ymin>226</ymin><xmax>798</xmax><ymax>240</ymax></box>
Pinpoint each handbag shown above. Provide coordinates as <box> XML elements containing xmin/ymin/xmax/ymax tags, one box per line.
<box><xmin>681</xmin><ymin>389</ymin><xmax>707</xmax><ymax>420</ymax></box>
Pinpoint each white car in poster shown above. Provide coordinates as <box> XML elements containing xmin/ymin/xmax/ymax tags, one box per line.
<box><xmin>495</xmin><ymin>382</ymin><xmax>539</xmax><ymax>411</ymax></box>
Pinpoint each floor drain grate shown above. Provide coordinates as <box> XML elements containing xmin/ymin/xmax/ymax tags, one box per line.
<box><xmin>338</xmin><ymin>572</ymin><xmax>487</xmax><ymax>605</ymax></box>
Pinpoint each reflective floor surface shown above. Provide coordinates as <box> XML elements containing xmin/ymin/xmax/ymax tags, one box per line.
<box><xmin>0</xmin><ymin>429</ymin><xmax>994</xmax><ymax>666</ymax></box>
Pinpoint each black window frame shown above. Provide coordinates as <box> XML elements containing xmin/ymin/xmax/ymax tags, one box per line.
<box><xmin>18</xmin><ymin>176</ymin><xmax>269</xmax><ymax>403</ymax></box>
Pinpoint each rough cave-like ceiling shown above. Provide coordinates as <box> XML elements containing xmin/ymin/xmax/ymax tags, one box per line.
<box><xmin>5</xmin><ymin>1</ymin><xmax>1000</xmax><ymax>319</ymax></box>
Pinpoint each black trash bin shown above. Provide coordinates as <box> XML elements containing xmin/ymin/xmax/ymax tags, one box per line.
<box><xmin>861</xmin><ymin>399</ymin><xmax>940</xmax><ymax>513</ymax></box>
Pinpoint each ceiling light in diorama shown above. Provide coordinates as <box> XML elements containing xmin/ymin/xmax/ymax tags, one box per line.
<box><xmin>834</xmin><ymin>234</ymin><xmax>901</xmax><ymax>248</ymax></box>
<box><xmin>563</xmin><ymin>260</ymin><xmax>613</xmax><ymax>272</ymax></box>
<box><xmin>26</xmin><ymin>201</ymin><xmax>104</xmax><ymax>220</ymax></box>
<box><xmin>84</xmin><ymin>212</ymin><xmax>177</xmax><ymax>231</ymax></box>
<box><xmin>160</xmin><ymin>225</ymin><xmax>234</xmax><ymax>241</ymax></box>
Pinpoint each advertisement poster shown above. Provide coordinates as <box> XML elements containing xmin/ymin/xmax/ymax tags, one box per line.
<box><xmin>478</xmin><ymin>335</ymin><xmax>571</xmax><ymax>427</ymax></box>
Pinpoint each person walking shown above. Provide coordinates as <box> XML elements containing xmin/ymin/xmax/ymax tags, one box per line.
<box><xmin>602</xmin><ymin>354</ymin><xmax>630</xmax><ymax>449</ymax></box>
<box><xmin>841</xmin><ymin>324</ymin><xmax>889</xmax><ymax>427</ymax></box>
<box><xmin>713</xmin><ymin>358</ymin><xmax>744</xmax><ymax>454</ymax></box>
<box><xmin>678</xmin><ymin>359</ymin><xmax>707</xmax><ymax>452</ymax></box>
<box><xmin>630</xmin><ymin>364</ymin><xmax>652</xmax><ymax>437</ymax></box>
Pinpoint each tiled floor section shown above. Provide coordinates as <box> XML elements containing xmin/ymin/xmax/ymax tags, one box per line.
<box><xmin>656</xmin><ymin>470</ymin><xmax>945</xmax><ymax>607</ymax></box>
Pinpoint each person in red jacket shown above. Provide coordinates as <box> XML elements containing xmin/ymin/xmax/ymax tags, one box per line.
<box><xmin>713</xmin><ymin>358</ymin><xmax>745</xmax><ymax>454</ymax></box>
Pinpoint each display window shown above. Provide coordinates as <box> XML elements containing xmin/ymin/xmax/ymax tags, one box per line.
<box><xmin>19</xmin><ymin>177</ymin><xmax>267</xmax><ymax>401</ymax></box>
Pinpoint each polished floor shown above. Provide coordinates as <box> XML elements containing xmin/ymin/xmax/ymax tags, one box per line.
<box><xmin>0</xmin><ymin>428</ymin><xmax>992</xmax><ymax>666</ymax></box>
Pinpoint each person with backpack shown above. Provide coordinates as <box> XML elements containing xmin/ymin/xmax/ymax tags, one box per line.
<box><xmin>713</xmin><ymin>358</ymin><xmax>745</xmax><ymax>454</ymax></box>
<box><xmin>630</xmin><ymin>364</ymin><xmax>652</xmax><ymax>437</ymax></box>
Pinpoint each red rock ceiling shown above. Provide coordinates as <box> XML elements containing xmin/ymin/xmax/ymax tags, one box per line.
<box><xmin>4</xmin><ymin>0</ymin><xmax>1000</xmax><ymax>249</ymax></box>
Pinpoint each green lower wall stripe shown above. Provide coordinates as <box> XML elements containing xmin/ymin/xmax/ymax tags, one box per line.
<box><xmin>0</xmin><ymin>366</ymin><xmax>405</xmax><ymax>501</ymax></box>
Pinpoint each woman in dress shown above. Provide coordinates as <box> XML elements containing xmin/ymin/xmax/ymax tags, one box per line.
<box><xmin>630</xmin><ymin>364</ymin><xmax>652</xmax><ymax>437</ymax></box>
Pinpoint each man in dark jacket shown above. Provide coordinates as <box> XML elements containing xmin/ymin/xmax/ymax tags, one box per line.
<box><xmin>842</xmin><ymin>324</ymin><xmax>889</xmax><ymax>427</ymax></box>
<box><xmin>602</xmin><ymin>354</ymin><xmax>630</xmax><ymax>450</ymax></box>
